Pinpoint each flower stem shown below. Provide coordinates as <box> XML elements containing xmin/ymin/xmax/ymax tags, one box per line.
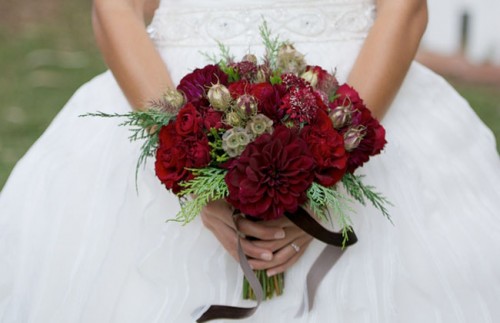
<box><xmin>243</xmin><ymin>270</ymin><xmax>284</xmax><ymax>300</ymax></box>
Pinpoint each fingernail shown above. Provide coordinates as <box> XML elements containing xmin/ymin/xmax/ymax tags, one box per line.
<box><xmin>267</xmin><ymin>269</ymin><xmax>276</xmax><ymax>277</ymax></box>
<box><xmin>274</xmin><ymin>230</ymin><xmax>285</xmax><ymax>239</ymax></box>
<box><xmin>260</xmin><ymin>252</ymin><xmax>273</xmax><ymax>261</ymax></box>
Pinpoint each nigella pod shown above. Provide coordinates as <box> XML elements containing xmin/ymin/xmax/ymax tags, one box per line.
<box><xmin>344</xmin><ymin>126</ymin><xmax>366</xmax><ymax>151</ymax></box>
<box><xmin>255</xmin><ymin>65</ymin><xmax>271</xmax><ymax>83</ymax></box>
<box><xmin>276</xmin><ymin>43</ymin><xmax>307</xmax><ymax>75</ymax></box>
<box><xmin>207</xmin><ymin>83</ymin><xmax>232</xmax><ymax>111</ymax></box>
<box><xmin>163</xmin><ymin>89</ymin><xmax>186</xmax><ymax>110</ymax></box>
<box><xmin>242</xmin><ymin>53</ymin><xmax>258</xmax><ymax>64</ymax></box>
<box><xmin>236</xmin><ymin>94</ymin><xmax>258</xmax><ymax>116</ymax></box>
<box><xmin>300</xmin><ymin>70</ymin><xmax>319</xmax><ymax>88</ymax></box>
<box><xmin>330</xmin><ymin>105</ymin><xmax>353</xmax><ymax>129</ymax></box>
<box><xmin>225</xmin><ymin>111</ymin><xmax>243</xmax><ymax>127</ymax></box>
<box><xmin>148</xmin><ymin>89</ymin><xmax>185</xmax><ymax>114</ymax></box>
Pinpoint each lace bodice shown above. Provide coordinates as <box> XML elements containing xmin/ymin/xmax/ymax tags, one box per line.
<box><xmin>148</xmin><ymin>0</ymin><xmax>376</xmax><ymax>47</ymax></box>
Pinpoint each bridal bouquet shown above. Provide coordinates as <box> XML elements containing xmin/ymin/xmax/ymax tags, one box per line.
<box><xmin>86</xmin><ymin>23</ymin><xmax>390</xmax><ymax>321</ymax></box>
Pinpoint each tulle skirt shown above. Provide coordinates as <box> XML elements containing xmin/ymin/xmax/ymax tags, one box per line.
<box><xmin>1</xmin><ymin>3</ymin><xmax>500</xmax><ymax>323</ymax></box>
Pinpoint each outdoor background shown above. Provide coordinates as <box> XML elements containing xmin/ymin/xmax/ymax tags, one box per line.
<box><xmin>1</xmin><ymin>1</ymin><xmax>499</xmax><ymax>189</ymax></box>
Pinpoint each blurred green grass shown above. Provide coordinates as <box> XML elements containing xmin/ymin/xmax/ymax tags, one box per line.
<box><xmin>0</xmin><ymin>2</ymin><xmax>499</xmax><ymax>190</ymax></box>
<box><xmin>0</xmin><ymin>2</ymin><xmax>105</xmax><ymax>189</ymax></box>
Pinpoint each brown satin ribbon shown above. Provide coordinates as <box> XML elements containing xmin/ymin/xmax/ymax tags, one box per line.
<box><xmin>193</xmin><ymin>208</ymin><xmax>358</xmax><ymax>322</ymax></box>
<box><xmin>194</xmin><ymin>211</ymin><xmax>263</xmax><ymax>322</ymax></box>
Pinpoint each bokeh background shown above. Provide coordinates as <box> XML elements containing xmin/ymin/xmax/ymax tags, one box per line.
<box><xmin>1</xmin><ymin>1</ymin><xmax>499</xmax><ymax>189</ymax></box>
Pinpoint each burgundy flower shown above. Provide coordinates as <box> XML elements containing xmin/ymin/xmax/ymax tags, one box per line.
<box><xmin>346</xmin><ymin>106</ymin><xmax>386</xmax><ymax>172</ymax></box>
<box><xmin>202</xmin><ymin>108</ymin><xmax>225</xmax><ymax>130</ymax></box>
<box><xmin>229</xmin><ymin>61</ymin><xmax>258</xmax><ymax>81</ymax></box>
<box><xmin>302</xmin><ymin>65</ymin><xmax>339</xmax><ymax>98</ymax></box>
<box><xmin>301</xmin><ymin>110</ymin><xmax>347</xmax><ymax>186</ymax></box>
<box><xmin>225</xmin><ymin>126</ymin><xmax>315</xmax><ymax>220</ymax></box>
<box><xmin>249</xmin><ymin>82</ymin><xmax>287</xmax><ymax>123</ymax></box>
<box><xmin>331</xmin><ymin>84</ymin><xmax>363</xmax><ymax>109</ymax></box>
<box><xmin>280</xmin><ymin>85</ymin><xmax>327</xmax><ymax>124</ymax></box>
<box><xmin>155</xmin><ymin>123</ymin><xmax>211</xmax><ymax>194</ymax></box>
<box><xmin>332</xmin><ymin>84</ymin><xmax>386</xmax><ymax>172</ymax></box>
<box><xmin>177</xmin><ymin>64</ymin><xmax>228</xmax><ymax>104</ymax></box>
<box><xmin>228</xmin><ymin>80</ymin><xmax>251</xmax><ymax>98</ymax></box>
<box><xmin>281</xmin><ymin>73</ymin><xmax>309</xmax><ymax>89</ymax></box>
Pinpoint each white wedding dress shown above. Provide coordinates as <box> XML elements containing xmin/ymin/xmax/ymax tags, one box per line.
<box><xmin>1</xmin><ymin>0</ymin><xmax>500</xmax><ymax>322</ymax></box>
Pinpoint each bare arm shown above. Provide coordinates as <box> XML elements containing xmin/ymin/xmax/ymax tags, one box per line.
<box><xmin>92</xmin><ymin>0</ymin><xmax>174</xmax><ymax>110</ymax></box>
<box><xmin>348</xmin><ymin>0</ymin><xmax>428</xmax><ymax>119</ymax></box>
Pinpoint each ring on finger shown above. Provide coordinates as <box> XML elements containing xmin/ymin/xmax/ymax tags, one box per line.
<box><xmin>290</xmin><ymin>242</ymin><xmax>300</xmax><ymax>253</ymax></box>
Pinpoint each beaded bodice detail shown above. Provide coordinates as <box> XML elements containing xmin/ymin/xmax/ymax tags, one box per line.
<box><xmin>148</xmin><ymin>0</ymin><xmax>376</xmax><ymax>47</ymax></box>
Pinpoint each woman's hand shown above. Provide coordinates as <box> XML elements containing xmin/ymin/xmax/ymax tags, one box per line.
<box><xmin>200</xmin><ymin>199</ymin><xmax>313</xmax><ymax>276</ymax></box>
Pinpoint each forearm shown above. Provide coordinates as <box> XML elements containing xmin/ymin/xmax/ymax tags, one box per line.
<box><xmin>92</xmin><ymin>0</ymin><xmax>174</xmax><ymax>110</ymax></box>
<box><xmin>348</xmin><ymin>0</ymin><xmax>428</xmax><ymax>120</ymax></box>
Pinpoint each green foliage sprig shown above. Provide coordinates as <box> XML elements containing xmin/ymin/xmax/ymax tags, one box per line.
<box><xmin>259</xmin><ymin>20</ymin><xmax>283</xmax><ymax>71</ymax></box>
<box><xmin>208</xmin><ymin>128</ymin><xmax>230</xmax><ymax>165</ymax></box>
<box><xmin>306</xmin><ymin>182</ymin><xmax>354</xmax><ymax>246</ymax></box>
<box><xmin>342</xmin><ymin>173</ymin><xmax>392</xmax><ymax>223</ymax></box>
<box><xmin>81</xmin><ymin>110</ymin><xmax>176</xmax><ymax>184</ymax></box>
<box><xmin>173</xmin><ymin>168</ymin><xmax>229</xmax><ymax>224</ymax></box>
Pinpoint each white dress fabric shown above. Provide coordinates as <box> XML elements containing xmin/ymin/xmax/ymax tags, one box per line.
<box><xmin>1</xmin><ymin>0</ymin><xmax>500</xmax><ymax>322</ymax></box>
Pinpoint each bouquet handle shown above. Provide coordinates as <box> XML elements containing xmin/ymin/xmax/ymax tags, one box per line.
<box><xmin>194</xmin><ymin>208</ymin><xmax>357</xmax><ymax>322</ymax></box>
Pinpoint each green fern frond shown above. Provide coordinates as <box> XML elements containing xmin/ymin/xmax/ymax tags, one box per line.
<box><xmin>259</xmin><ymin>20</ymin><xmax>283</xmax><ymax>70</ymax></box>
<box><xmin>172</xmin><ymin>168</ymin><xmax>229</xmax><ymax>224</ymax></box>
<box><xmin>306</xmin><ymin>182</ymin><xmax>354</xmax><ymax>246</ymax></box>
<box><xmin>81</xmin><ymin>110</ymin><xmax>176</xmax><ymax>188</ymax></box>
<box><xmin>342</xmin><ymin>173</ymin><xmax>393</xmax><ymax>223</ymax></box>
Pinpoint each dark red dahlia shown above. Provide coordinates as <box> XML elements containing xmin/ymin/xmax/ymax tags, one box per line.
<box><xmin>225</xmin><ymin>126</ymin><xmax>315</xmax><ymax>220</ymax></box>
<box><xmin>155</xmin><ymin>123</ymin><xmax>211</xmax><ymax>194</ymax></box>
<box><xmin>177</xmin><ymin>64</ymin><xmax>228</xmax><ymax>104</ymax></box>
<box><xmin>301</xmin><ymin>110</ymin><xmax>347</xmax><ymax>186</ymax></box>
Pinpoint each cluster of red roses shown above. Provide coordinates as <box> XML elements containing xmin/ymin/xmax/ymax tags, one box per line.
<box><xmin>155</xmin><ymin>59</ymin><xmax>386</xmax><ymax>220</ymax></box>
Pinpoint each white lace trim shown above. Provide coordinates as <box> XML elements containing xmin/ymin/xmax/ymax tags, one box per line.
<box><xmin>148</xmin><ymin>1</ymin><xmax>376</xmax><ymax>47</ymax></box>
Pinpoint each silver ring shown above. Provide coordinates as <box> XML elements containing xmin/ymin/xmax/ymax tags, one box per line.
<box><xmin>290</xmin><ymin>242</ymin><xmax>300</xmax><ymax>253</ymax></box>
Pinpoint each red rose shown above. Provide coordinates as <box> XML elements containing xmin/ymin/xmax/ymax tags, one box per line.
<box><xmin>155</xmin><ymin>123</ymin><xmax>211</xmax><ymax>193</ymax></box>
<box><xmin>225</xmin><ymin>126</ymin><xmax>315</xmax><ymax>220</ymax></box>
<box><xmin>175</xmin><ymin>103</ymin><xmax>203</xmax><ymax>136</ymax></box>
<box><xmin>301</xmin><ymin>110</ymin><xmax>347</xmax><ymax>186</ymax></box>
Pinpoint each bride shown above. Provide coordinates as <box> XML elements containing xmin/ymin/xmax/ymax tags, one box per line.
<box><xmin>1</xmin><ymin>0</ymin><xmax>499</xmax><ymax>322</ymax></box>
